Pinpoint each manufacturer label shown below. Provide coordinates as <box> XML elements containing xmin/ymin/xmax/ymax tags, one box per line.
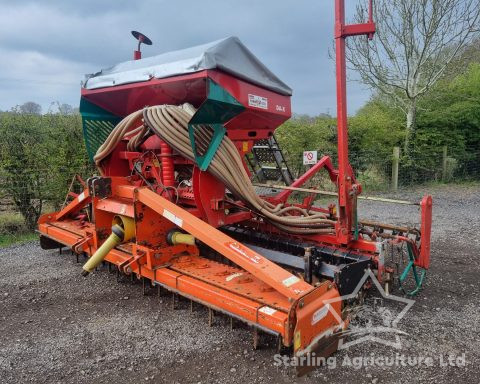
<box><xmin>259</xmin><ymin>306</ymin><xmax>277</xmax><ymax>316</ymax></box>
<box><xmin>78</xmin><ymin>192</ymin><xmax>85</xmax><ymax>202</ymax></box>
<box><xmin>282</xmin><ymin>275</ymin><xmax>300</xmax><ymax>287</ymax></box>
<box><xmin>312</xmin><ymin>306</ymin><xmax>329</xmax><ymax>325</ymax></box>
<box><xmin>163</xmin><ymin>209</ymin><xmax>183</xmax><ymax>227</ymax></box>
<box><xmin>248</xmin><ymin>94</ymin><xmax>268</xmax><ymax>110</ymax></box>
<box><xmin>226</xmin><ymin>241</ymin><xmax>262</xmax><ymax>264</ymax></box>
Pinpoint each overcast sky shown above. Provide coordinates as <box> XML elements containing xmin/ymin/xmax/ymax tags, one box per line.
<box><xmin>0</xmin><ymin>0</ymin><xmax>371</xmax><ymax>116</ymax></box>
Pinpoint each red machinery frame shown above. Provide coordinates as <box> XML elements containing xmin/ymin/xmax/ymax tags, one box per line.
<box><xmin>37</xmin><ymin>0</ymin><xmax>432</xmax><ymax>371</ymax></box>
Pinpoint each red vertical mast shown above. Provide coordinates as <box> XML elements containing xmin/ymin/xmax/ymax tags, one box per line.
<box><xmin>334</xmin><ymin>0</ymin><xmax>375</xmax><ymax>243</ymax></box>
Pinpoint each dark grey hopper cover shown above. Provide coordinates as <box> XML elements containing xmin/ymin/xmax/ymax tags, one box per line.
<box><xmin>83</xmin><ymin>36</ymin><xmax>292</xmax><ymax>96</ymax></box>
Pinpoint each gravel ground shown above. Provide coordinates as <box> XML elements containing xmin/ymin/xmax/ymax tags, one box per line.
<box><xmin>0</xmin><ymin>183</ymin><xmax>479</xmax><ymax>384</ymax></box>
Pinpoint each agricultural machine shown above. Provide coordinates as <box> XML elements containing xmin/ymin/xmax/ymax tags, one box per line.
<box><xmin>38</xmin><ymin>0</ymin><xmax>432</xmax><ymax>373</ymax></box>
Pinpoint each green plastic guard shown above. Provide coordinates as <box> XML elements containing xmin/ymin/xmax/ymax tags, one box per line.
<box><xmin>80</xmin><ymin>98</ymin><xmax>121</xmax><ymax>162</ymax></box>
<box><xmin>188</xmin><ymin>79</ymin><xmax>245</xmax><ymax>171</ymax></box>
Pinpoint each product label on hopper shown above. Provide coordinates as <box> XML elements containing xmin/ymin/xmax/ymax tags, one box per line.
<box><xmin>248</xmin><ymin>94</ymin><xmax>268</xmax><ymax>109</ymax></box>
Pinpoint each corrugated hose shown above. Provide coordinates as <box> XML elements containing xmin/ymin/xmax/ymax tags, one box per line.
<box><xmin>94</xmin><ymin>104</ymin><xmax>335</xmax><ymax>235</ymax></box>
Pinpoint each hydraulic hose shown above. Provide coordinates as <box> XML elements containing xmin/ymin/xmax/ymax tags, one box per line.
<box><xmin>95</xmin><ymin>104</ymin><xmax>335</xmax><ymax>235</ymax></box>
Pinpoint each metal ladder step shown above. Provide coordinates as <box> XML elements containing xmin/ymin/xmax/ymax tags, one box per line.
<box><xmin>246</xmin><ymin>135</ymin><xmax>294</xmax><ymax>185</ymax></box>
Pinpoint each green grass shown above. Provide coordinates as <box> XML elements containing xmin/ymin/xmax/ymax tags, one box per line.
<box><xmin>0</xmin><ymin>232</ymin><xmax>37</xmax><ymax>248</ymax></box>
<box><xmin>0</xmin><ymin>212</ymin><xmax>36</xmax><ymax>248</ymax></box>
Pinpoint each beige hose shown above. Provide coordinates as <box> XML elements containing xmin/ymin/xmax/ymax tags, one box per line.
<box><xmin>95</xmin><ymin>104</ymin><xmax>335</xmax><ymax>234</ymax></box>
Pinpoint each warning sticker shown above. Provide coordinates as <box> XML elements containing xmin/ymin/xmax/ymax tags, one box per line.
<box><xmin>259</xmin><ymin>306</ymin><xmax>277</xmax><ymax>316</ymax></box>
<box><xmin>248</xmin><ymin>94</ymin><xmax>268</xmax><ymax>110</ymax></box>
<box><xmin>163</xmin><ymin>209</ymin><xmax>183</xmax><ymax>227</ymax></box>
<box><xmin>303</xmin><ymin>150</ymin><xmax>318</xmax><ymax>165</ymax></box>
<box><xmin>78</xmin><ymin>192</ymin><xmax>85</xmax><ymax>202</ymax></box>
<box><xmin>282</xmin><ymin>275</ymin><xmax>300</xmax><ymax>287</ymax></box>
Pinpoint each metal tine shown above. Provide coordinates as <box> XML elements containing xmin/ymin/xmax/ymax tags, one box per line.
<box><xmin>253</xmin><ymin>327</ymin><xmax>259</xmax><ymax>350</ymax></box>
<box><xmin>276</xmin><ymin>335</ymin><xmax>283</xmax><ymax>354</ymax></box>
<box><xmin>208</xmin><ymin>308</ymin><xmax>214</xmax><ymax>327</ymax></box>
<box><xmin>172</xmin><ymin>293</ymin><xmax>177</xmax><ymax>310</ymax></box>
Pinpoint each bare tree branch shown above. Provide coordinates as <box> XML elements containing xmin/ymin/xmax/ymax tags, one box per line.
<box><xmin>345</xmin><ymin>0</ymin><xmax>480</xmax><ymax>151</ymax></box>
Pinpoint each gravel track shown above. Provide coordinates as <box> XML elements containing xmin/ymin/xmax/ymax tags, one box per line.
<box><xmin>0</xmin><ymin>183</ymin><xmax>479</xmax><ymax>384</ymax></box>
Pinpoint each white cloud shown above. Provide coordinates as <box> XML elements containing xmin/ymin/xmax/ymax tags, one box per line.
<box><xmin>0</xmin><ymin>0</ymin><xmax>371</xmax><ymax>115</ymax></box>
<box><xmin>0</xmin><ymin>47</ymin><xmax>91</xmax><ymax>111</ymax></box>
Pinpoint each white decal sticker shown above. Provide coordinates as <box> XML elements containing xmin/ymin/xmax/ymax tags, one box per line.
<box><xmin>312</xmin><ymin>305</ymin><xmax>329</xmax><ymax>325</ymax></box>
<box><xmin>226</xmin><ymin>272</ymin><xmax>243</xmax><ymax>282</ymax></box>
<box><xmin>78</xmin><ymin>192</ymin><xmax>85</xmax><ymax>202</ymax></box>
<box><xmin>259</xmin><ymin>306</ymin><xmax>277</xmax><ymax>316</ymax></box>
<box><xmin>163</xmin><ymin>209</ymin><xmax>183</xmax><ymax>228</ymax></box>
<box><xmin>282</xmin><ymin>275</ymin><xmax>300</xmax><ymax>287</ymax></box>
<box><xmin>226</xmin><ymin>242</ymin><xmax>262</xmax><ymax>264</ymax></box>
<box><xmin>248</xmin><ymin>94</ymin><xmax>268</xmax><ymax>110</ymax></box>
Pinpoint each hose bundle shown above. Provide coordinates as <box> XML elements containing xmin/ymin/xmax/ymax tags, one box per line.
<box><xmin>95</xmin><ymin>104</ymin><xmax>335</xmax><ymax>234</ymax></box>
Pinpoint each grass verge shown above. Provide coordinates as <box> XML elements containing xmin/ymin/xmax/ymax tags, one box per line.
<box><xmin>0</xmin><ymin>232</ymin><xmax>37</xmax><ymax>248</ymax></box>
<box><xmin>0</xmin><ymin>212</ymin><xmax>36</xmax><ymax>248</ymax></box>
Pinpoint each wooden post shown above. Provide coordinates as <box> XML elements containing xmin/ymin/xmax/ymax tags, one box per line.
<box><xmin>442</xmin><ymin>145</ymin><xmax>448</xmax><ymax>182</ymax></box>
<box><xmin>392</xmin><ymin>146</ymin><xmax>400</xmax><ymax>191</ymax></box>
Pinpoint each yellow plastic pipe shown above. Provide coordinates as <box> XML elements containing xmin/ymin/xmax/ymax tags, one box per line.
<box><xmin>82</xmin><ymin>215</ymin><xmax>135</xmax><ymax>276</ymax></box>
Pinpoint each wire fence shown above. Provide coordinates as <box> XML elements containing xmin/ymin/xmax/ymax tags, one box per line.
<box><xmin>1</xmin><ymin>145</ymin><xmax>479</xmax><ymax>229</ymax></box>
<box><xmin>286</xmin><ymin>145</ymin><xmax>480</xmax><ymax>194</ymax></box>
<box><xmin>0</xmin><ymin>166</ymin><xmax>95</xmax><ymax>213</ymax></box>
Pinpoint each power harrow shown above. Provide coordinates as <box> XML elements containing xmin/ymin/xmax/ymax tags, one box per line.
<box><xmin>38</xmin><ymin>0</ymin><xmax>432</xmax><ymax>373</ymax></box>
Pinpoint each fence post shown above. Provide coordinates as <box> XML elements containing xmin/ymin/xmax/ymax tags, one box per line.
<box><xmin>392</xmin><ymin>146</ymin><xmax>400</xmax><ymax>191</ymax></box>
<box><xmin>442</xmin><ymin>145</ymin><xmax>448</xmax><ymax>182</ymax></box>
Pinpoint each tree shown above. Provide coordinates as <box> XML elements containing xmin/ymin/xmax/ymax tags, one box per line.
<box><xmin>276</xmin><ymin>115</ymin><xmax>337</xmax><ymax>176</ymax></box>
<box><xmin>346</xmin><ymin>0</ymin><xmax>480</xmax><ymax>152</ymax></box>
<box><xmin>0</xmin><ymin>107</ymin><xmax>89</xmax><ymax>231</ymax></box>
<box><xmin>19</xmin><ymin>101</ymin><xmax>42</xmax><ymax>115</ymax></box>
<box><xmin>58</xmin><ymin>103</ymin><xmax>75</xmax><ymax>115</ymax></box>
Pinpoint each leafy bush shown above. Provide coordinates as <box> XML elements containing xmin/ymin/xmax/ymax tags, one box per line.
<box><xmin>0</xmin><ymin>108</ymin><xmax>90</xmax><ymax>230</ymax></box>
